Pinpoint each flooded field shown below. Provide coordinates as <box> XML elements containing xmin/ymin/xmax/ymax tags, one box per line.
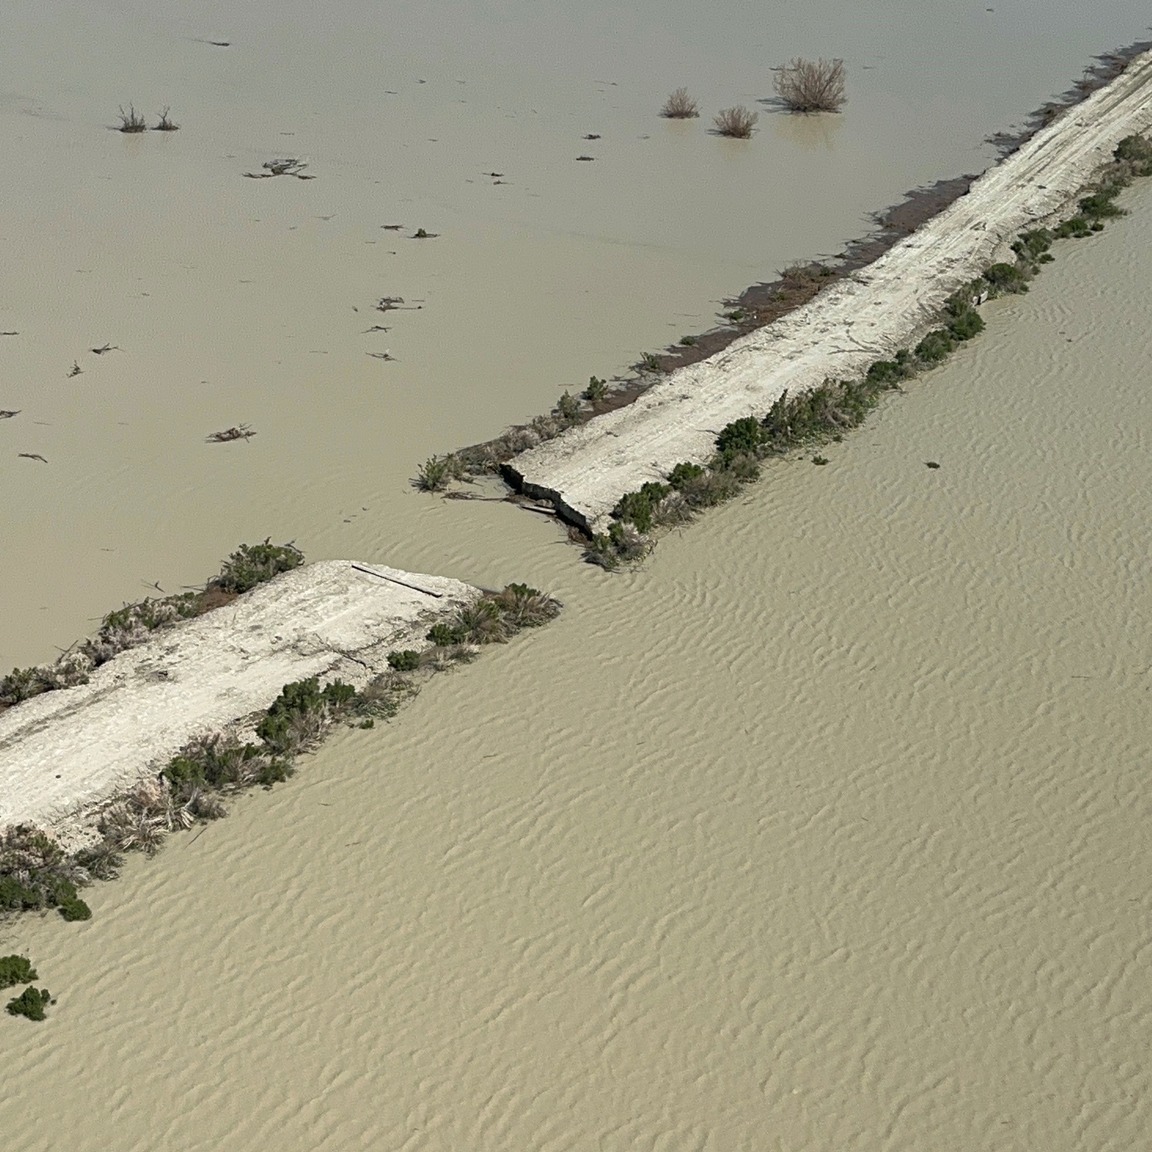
<box><xmin>2</xmin><ymin>0</ymin><xmax>1151</xmax><ymax>664</ymax></box>
<box><xmin>3</xmin><ymin>3</ymin><xmax>1152</xmax><ymax>1150</ymax></box>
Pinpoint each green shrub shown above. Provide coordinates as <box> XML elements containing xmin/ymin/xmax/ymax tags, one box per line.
<box><xmin>0</xmin><ymin>955</ymin><xmax>37</xmax><ymax>989</ymax></box>
<box><xmin>555</xmin><ymin>391</ymin><xmax>581</xmax><ymax>421</ymax></box>
<box><xmin>6</xmin><ymin>986</ymin><xmax>52</xmax><ymax>1021</ymax></box>
<box><xmin>866</xmin><ymin>356</ymin><xmax>912</xmax><ymax>385</ymax></box>
<box><xmin>0</xmin><ymin>875</ymin><xmax>40</xmax><ymax>912</ymax></box>
<box><xmin>0</xmin><ymin>666</ymin><xmax>54</xmax><ymax>706</ymax></box>
<box><xmin>58</xmin><ymin>896</ymin><xmax>92</xmax><ymax>922</ymax></box>
<box><xmin>428</xmin><ymin>621</ymin><xmax>466</xmax><ymax>646</ymax></box>
<box><xmin>947</xmin><ymin>308</ymin><xmax>984</xmax><ymax>341</ymax></box>
<box><xmin>1114</xmin><ymin>133</ymin><xmax>1152</xmax><ymax>174</ymax></box>
<box><xmin>163</xmin><ymin>734</ymin><xmax>259</xmax><ymax>792</ymax></box>
<box><xmin>982</xmin><ymin>262</ymin><xmax>1030</xmax><ymax>295</ymax></box>
<box><xmin>613</xmin><ymin>482</ymin><xmax>671</xmax><ymax>533</ymax></box>
<box><xmin>1078</xmin><ymin>188</ymin><xmax>1124</xmax><ymax>219</ymax></box>
<box><xmin>387</xmin><ymin>650</ymin><xmax>421</xmax><ymax>672</ymax></box>
<box><xmin>414</xmin><ymin>455</ymin><xmax>460</xmax><ymax>492</ymax></box>
<box><xmin>582</xmin><ymin>376</ymin><xmax>609</xmax><ymax>402</ymax></box>
<box><xmin>716</xmin><ymin>417</ymin><xmax>764</xmax><ymax>457</ymax></box>
<box><xmin>211</xmin><ymin>540</ymin><xmax>304</xmax><ymax>593</ymax></box>
<box><xmin>914</xmin><ymin>330</ymin><xmax>955</xmax><ymax>364</ymax></box>
<box><xmin>668</xmin><ymin>462</ymin><xmax>705</xmax><ymax>490</ymax></box>
<box><xmin>1054</xmin><ymin>215</ymin><xmax>1092</xmax><ymax>239</ymax></box>
<box><xmin>1012</xmin><ymin>228</ymin><xmax>1053</xmax><ymax>264</ymax></box>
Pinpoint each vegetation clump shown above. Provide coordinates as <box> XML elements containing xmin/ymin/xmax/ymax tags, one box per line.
<box><xmin>153</xmin><ymin>107</ymin><xmax>179</xmax><ymax>132</ymax></box>
<box><xmin>773</xmin><ymin>58</ymin><xmax>847</xmax><ymax>113</ymax></box>
<box><xmin>660</xmin><ymin>88</ymin><xmax>700</xmax><ymax>119</ymax></box>
<box><xmin>583</xmin><ymin>376</ymin><xmax>609</xmax><ymax>403</ymax></box>
<box><xmin>414</xmin><ymin>454</ymin><xmax>463</xmax><ymax>492</ymax></box>
<box><xmin>6</xmin><ymin>986</ymin><xmax>52</xmax><ymax>1021</ymax></box>
<box><xmin>211</xmin><ymin>539</ymin><xmax>304</xmax><ymax>593</ymax></box>
<box><xmin>713</xmin><ymin>106</ymin><xmax>758</xmax><ymax>139</ymax></box>
<box><xmin>116</xmin><ymin>105</ymin><xmax>147</xmax><ymax>133</ymax></box>
<box><xmin>387</xmin><ymin>650</ymin><xmax>422</xmax><ymax>672</ymax></box>
<box><xmin>0</xmin><ymin>955</ymin><xmax>37</xmax><ymax>990</ymax></box>
<box><xmin>0</xmin><ymin>826</ymin><xmax>91</xmax><ymax>921</ymax></box>
<box><xmin>0</xmin><ymin>541</ymin><xmax>302</xmax><ymax>711</ymax></box>
<box><xmin>2</xmin><ymin>582</ymin><xmax>563</xmax><ymax>926</ymax></box>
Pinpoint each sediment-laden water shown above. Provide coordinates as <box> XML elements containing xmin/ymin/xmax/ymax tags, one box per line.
<box><xmin>2</xmin><ymin>0</ymin><xmax>1149</xmax><ymax>665</ymax></box>
<box><xmin>4</xmin><ymin>4</ymin><xmax>1152</xmax><ymax>1150</ymax></box>
<box><xmin>4</xmin><ymin>171</ymin><xmax>1151</xmax><ymax>1152</ymax></box>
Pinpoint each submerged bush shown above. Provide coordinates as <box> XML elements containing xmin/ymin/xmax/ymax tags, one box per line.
<box><xmin>713</xmin><ymin>106</ymin><xmax>758</xmax><ymax>139</ymax></box>
<box><xmin>6</xmin><ymin>986</ymin><xmax>52</xmax><ymax>1021</ymax></box>
<box><xmin>773</xmin><ymin>58</ymin><xmax>847</xmax><ymax>113</ymax></box>
<box><xmin>660</xmin><ymin>87</ymin><xmax>700</xmax><ymax>119</ymax></box>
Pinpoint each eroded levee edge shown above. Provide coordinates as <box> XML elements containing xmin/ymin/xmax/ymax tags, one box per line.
<box><xmin>0</xmin><ymin>560</ymin><xmax>476</xmax><ymax>850</ymax></box>
<box><xmin>507</xmin><ymin>49</ymin><xmax>1152</xmax><ymax>536</ymax></box>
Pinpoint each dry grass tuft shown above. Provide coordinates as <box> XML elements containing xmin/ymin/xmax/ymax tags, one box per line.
<box><xmin>773</xmin><ymin>58</ymin><xmax>847</xmax><ymax>113</ymax></box>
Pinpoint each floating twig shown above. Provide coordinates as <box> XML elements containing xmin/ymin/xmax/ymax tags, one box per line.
<box><xmin>90</xmin><ymin>343</ymin><xmax>120</xmax><ymax>355</ymax></box>
<box><xmin>18</xmin><ymin>453</ymin><xmax>47</xmax><ymax>463</ymax></box>
<box><xmin>206</xmin><ymin>424</ymin><xmax>256</xmax><ymax>443</ymax></box>
<box><xmin>366</xmin><ymin>351</ymin><xmax>396</xmax><ymax>361</ymax></box>
<box><xmin>381</xmin><ymin>224</ymin><xmax>404</xmax><ymax>231</ymax></box>
<box><xmin>362</xmin><ymin>325</ymin><xmax>391</xmax><ymax>333</ymax></box>
<box><xmin>243</xmin><ymin>158</ymin><xmax>314</xmax><ymax>180</ymax></box>
<box><xmin>67</xmin><ymin>362</ymin><xmax>82</xmax><ymax>378</ymax></box>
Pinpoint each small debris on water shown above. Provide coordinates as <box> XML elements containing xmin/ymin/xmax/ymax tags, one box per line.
<box><xmin>925</xmin><ymin>461</ymin><xmax>941</xmax><ymax>469</ymax></box>
<box><xmin>206</xmin><ymin>424</ymin><xmax>256</xmax><ymax>443</ymax></box>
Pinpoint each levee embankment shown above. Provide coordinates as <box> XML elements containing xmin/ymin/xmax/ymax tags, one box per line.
<box><xmin>506</xmin><ymin>50</ymin><xmax>1152</xmax><ymax>535</ymax></box>
<box><xmin>0</xmin><ymin>561</ymin><xmax>474</xmax><ymax>844</ymax></box>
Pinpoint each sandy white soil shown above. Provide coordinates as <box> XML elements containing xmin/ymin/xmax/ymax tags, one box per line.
<box><xmin>509</xmin><ymin>50</ymin><xmax>1152</xmax><ymax>533</ymax></box>
<box><xmin>0</xmin><ymin>561</ymin><xmax>475</xmax><ymax>844</ymax></box>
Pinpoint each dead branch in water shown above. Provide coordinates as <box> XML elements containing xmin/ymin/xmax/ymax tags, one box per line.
<box><xmin>206</xmin><ymin>424</ymin><xmax>256</xmax><ymax>443</ymax></box>
<box><xmin>243</xmin><ymin>158</ymin><xmax>315</xmax><ymax>180</ymax></box>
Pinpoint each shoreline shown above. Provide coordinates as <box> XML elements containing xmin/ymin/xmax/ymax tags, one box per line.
<box><xmin>0</xmin><ymin>559</ymin><xmax>478</xmax><ymax>848</ymax></box>
<box><xmin>421</xmin><ymin>41</ymin><xmax>1152</xmax><ymax>539</ymax></box>
<box><xmin>493</xmin><ymin>47</ymin><xmax>1152</xmax><ymax>539</ymax></box>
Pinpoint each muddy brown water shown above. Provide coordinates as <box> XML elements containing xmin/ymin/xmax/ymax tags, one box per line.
<box><xmin>3</xmin><ymin>4</ymin><xmax>1152</xmax><ymax>1150</ymax></box>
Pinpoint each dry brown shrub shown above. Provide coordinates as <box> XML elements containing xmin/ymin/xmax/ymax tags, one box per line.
<box><xmin>713</xmin><ymin>106</ymin><xmax>758</xmax><ymax>139</ymax></box>
<box><xmin>660</xmin><ymin>87</ymin><xmax>700</xmax><ymax>119</ymax></box>
<box><xmin>773</xmin><ymin>58</ymin><xmax>847</xmax><ymax>113</ymax></box>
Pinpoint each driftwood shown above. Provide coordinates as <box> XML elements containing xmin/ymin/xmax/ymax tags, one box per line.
<box><xmin>0</xmin><ymin>410</ymin><xmax>19</xmax><ymax>419</ymax></box>
<box><xmin>206</xmin><ymin>424</ymin><xmax>255</xmax><ymax>443</ymax></box>
<box><xmin>243</xmin><ymin>158</ymin><xmax>315</xmax><ymax>180</ymax></box>
<box><xmin>18</xmin><ymin>453</ymin><xmax>47</xmax><ymax>463</ymax></box>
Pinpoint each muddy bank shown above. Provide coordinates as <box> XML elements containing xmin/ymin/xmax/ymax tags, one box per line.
<box><xmin>501</xmin><ymin>48</ymin><xmax>1152</xmax><ymax>535</ymax></box>
<box><xmin>0</xmin><ymin>561</ymin><xmax>475</xmax><ymax>847</ymax></box>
